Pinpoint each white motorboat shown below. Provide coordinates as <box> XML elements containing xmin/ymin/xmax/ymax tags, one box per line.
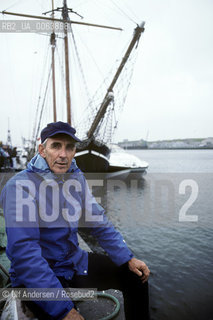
<box><xmin>108</xmin><ymin>144</ymin><xmax>148</xmax><ymax>174</ymax></box>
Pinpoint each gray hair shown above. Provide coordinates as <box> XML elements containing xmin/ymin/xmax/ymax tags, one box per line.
<box><xmin>42</xmin><ymin>138</ymin><xmax>48</xmax><ymax>148</ymax></box>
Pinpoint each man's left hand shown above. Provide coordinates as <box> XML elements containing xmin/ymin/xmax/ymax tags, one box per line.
<box><xmin>128</xmin><ymin>258</ymin><xmax>150</xmax><ymax>283</ymax></box>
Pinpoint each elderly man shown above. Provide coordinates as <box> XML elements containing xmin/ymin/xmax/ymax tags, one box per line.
<box><xmin>0</xmin><ymin>121</ymin><xmax>150</xmax><ymax>320</ymax></box>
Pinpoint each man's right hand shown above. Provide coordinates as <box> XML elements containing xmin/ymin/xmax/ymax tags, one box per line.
<box><xmin>62</xmin><ymin>308</ymin><xmax>85</xmax><ymax>320</ymax></box>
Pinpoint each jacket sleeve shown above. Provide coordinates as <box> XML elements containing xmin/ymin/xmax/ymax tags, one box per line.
<box><xmin>0</xmin><ymin>179</ymin><xmax>73</xmax><ymax>320</ymax></box>
<box><xmin>82</xmin><ymin>178</ymin><xmax>134</xmax><ymax>266</ymax></box>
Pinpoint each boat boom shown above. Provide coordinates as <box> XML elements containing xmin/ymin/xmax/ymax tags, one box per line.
<box><xmin>0</xmin><ymin>10</ymin><xmax>123</xmax><ymax>31</ymax></box>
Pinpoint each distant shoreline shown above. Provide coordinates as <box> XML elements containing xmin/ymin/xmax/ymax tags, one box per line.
<box><xmin>118</xmin><ymin>137</ymin><xmax>213</xmax><ymax>150</ymax></box>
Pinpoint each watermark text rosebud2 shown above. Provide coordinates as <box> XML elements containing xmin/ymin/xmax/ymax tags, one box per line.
<box><xmin>15</xmin><ymin>178</ymin><xmax>103</xmax><ymax>224</ymax></box>
<box><xmin>178</xmin><ymin>179</ymin><xmax>199</xmax><ymax>222</ymax></box>
<box><xmin>10</xmin><ymin>174</ymin><xmax>202</xmax><ymax>226</ymax></box>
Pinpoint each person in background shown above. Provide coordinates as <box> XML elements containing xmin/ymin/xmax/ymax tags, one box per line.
<box><xmin>2</xmin><ymin>145</ymin><xmax>10</xmax><ymax>168</ymax></box>
<box><xmin>0</xmin><ymin>142</ymin><xmax>8</xmax><ymax>171</ymax></box>
<box><xmin>0</xmin><ymin>121</ymin><xmax>150</xmax><ymax>320</ymax></box>
<box><xmin>11</xmin><ymin>147</ymin><xmax>17</xmax><ymax>170</ymax></box>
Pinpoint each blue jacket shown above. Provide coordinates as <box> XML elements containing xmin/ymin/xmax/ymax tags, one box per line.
<box><xmin>0</xmin><ymin>154</ymin><xmax>133</xmax><ymax>319</ymax></box>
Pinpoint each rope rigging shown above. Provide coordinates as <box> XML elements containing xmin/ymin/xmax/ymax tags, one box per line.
<box><xmin>3</xmin><ymin>0</ymin><xmax>25</xmax><ymax>12</ymax></box>
<box><xmin>1</xmin><ymin>1</ymin><xmax>144</xmax><ymax>152</ymax></box>
<box><xmin>32</xmin><ymin>64</ymin><xmax>52</xmax><ymax>150</ymax></box>
<box><xmin>70</xmin><ymin>26</ymin><xmax>91</xmax><ymax>105</ymax></box>
<box><xmin>109</xmin><ymin>0</ymin><xmax>138</xmax><ymax>25</ymax></box>
<box><xmin>75</xmin><ymin>32</ymin><xmax>140</xmax><ymax>144</ymax></box>
<box><xmin>31</xmin><ymin>43</ymin><xmax>51</xmax><ymax>142</ymax></box>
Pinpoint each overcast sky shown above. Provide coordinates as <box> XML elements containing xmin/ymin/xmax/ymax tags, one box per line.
<box><xmin>0</xmin><ymin>0</ymin><xmax>213</xmax><ymax>146</ymax></box>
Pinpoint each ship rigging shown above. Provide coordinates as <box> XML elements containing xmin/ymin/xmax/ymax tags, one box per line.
<box><xmin>1</xmin><ymin>0</ymin><xmax>145</xmax><ymax>172</ymax></box>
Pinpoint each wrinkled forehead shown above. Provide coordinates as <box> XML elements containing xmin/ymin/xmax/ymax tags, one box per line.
<box><xmin>46</xmin><ymin>134</ymin><xmax>76</xmax><ymax>145</ymax></box>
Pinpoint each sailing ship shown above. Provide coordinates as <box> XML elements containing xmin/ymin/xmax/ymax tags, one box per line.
<box><xmin>1</xmin><ymin>1</ymin><xmax>145</xmax><ymax>173</ymax></box>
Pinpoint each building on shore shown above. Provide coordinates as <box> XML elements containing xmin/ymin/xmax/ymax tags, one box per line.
<box><xmin>117</xmin><ymin>137</ymin><xmax>213</xmax><ymax>149</ymax></box>
<box><xmin>118</xmin><ymin>139</ymin><xmax>148</xmax><ymax>149</ymax></box>
<box><xmin>148</xmin><ymin>137</ymin><xmax>213</xmax><ymax>149</ymax></box>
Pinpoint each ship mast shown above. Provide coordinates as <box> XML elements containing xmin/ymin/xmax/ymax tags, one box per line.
<box><xmin>87</xmin><ymin>22</ymin><xmax>145</xmax><ymax>139</ymax></box>
<box><xmin>62</xmin><ymin>0</ymin><xmax>72</xmax><ymax>125</ymax></box>
<box><xmin>51</xmin><ymin>0</ymin><xmax>57</xmax><ymax>122</ymax></box>
<box><xmin>1</xmin><ymin>4</ymin><xmax>123</xmax><ymax>130</ymax></box>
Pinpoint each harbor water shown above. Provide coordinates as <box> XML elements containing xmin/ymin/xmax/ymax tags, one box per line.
<box><xmin>0</xmin><ymin>149</ymin><xmax>213</xmax><ymax>320</ymax></box>
<box><xmin>105</xmin><ymin>149</ymin><xmax>213</xmax><ymax>320</ymax></box>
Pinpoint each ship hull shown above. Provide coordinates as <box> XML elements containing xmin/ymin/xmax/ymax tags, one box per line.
<box><xmin>75</xmin><ymin>139</ymin><xmax>110</xmax><ymax>173</ymax></box>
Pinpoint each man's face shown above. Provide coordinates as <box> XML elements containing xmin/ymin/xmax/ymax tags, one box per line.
<box><xmin>38</xmin><ymin>135</ymin><xmax>76</xmax><ymax>174</ymax></box>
